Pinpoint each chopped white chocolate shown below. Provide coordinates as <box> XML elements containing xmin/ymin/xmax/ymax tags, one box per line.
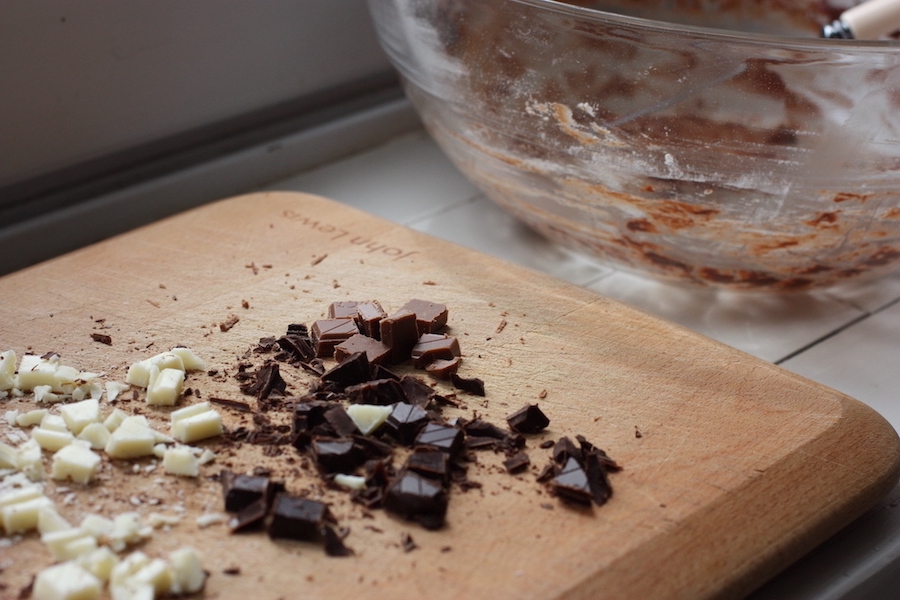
<box><xmin>16</xmin><ymin>438</ymin><xmax>44</xmax><ymax>480</ymax></box>
<box><xmin>41</xmin><ymin>413</ymin><xmax>69</xmax><ymax>432</ymax></box>
<box><xmin>170</xmin><ymin>402</ymin><xmax>222</xmax><ymax>443</ymax></box>
<box><xmin>103</xmin><ymin>408</ymin><xmax>130</xmax><ymax>432</ymax></box>
<box><xmin>195</xmin><ymin>512</ymin><xmax>226</xmax><ymax>528</ymax></box>
<box><xmin>42</xmin><ymin>527</ymin><xmax>99</xmax><ymax>561</ymax></box>
<box><xmin>80</xmin><ymin>513</ymin><xmax>114</xmax><ymax>540</ymax></box>
<box><xmin>170</xmin><ymin>347</ymin><xmax>205</xmax><ymax>371</ymax></box>
<box><xmin>168</xmin><ymin>547</ymin><xmax>206</xmax><ymax>594</ymax></box>
<box><xmin>108</xmin><ymin>512</ymin><xmax>150</xmax><ymax>551</ymax></box>
<box><xmin>147</xmin><ymin>512</ymin><xmax>182</xmax><ymax>528</ymax></box>
<box><xmin>52</xmin><ymin>442</ymin><xmax>102</xmax><ymax>484</ymax></box>
<box><xmin>78</xmin><ymin>546</ymin><xmax>120</xmax><ymax>582</ymax></box>
<box><xmin>33</xmin><ymin>426</ymin><xmax>76</xmax><ymax>452</ymax></box>
<box><xmin>78</xmin><ymin>422</ymin><xmax>112</xmax><ymax>450</ymax></box>
<box><xmin>197</xmin><ymin>448</ymin><xmax>216</xmax><ymax>465</ymax></box>
<box><xmin>346</xmin><ymin>403</ymin><xmax>393</xmax><ymax>435</ymax></box>
<box><xmin>105</xmin><ymin>416</ymin><xmax>157</xmax><ymax>459</ymax></box>
<box><xmin>334</xmin><ymin>473</ymin><xmax>367</xmax><ymax>491</ymax></box>
<box><xmin>162</xmin><ymin>446</ymin><xmax>199</xmax><ymax>477</ymax></box>
<box><xmin>1</xmin><ymin>494</ymin><xmax>54</xmax><ymax>533</ymax></box>
<box><xmin>34</xmin><ymin>385</ymin><xmax>62</xmax><ymax>403</ymax></box>
<box><xmin>145</xmin><ymin>367</ymin><xmax>184</xmax><ymax>406</ymax></box>
<box><xmin>17</xmin><ymin>353</ymin><xmax>60</xmax><ymax>390</ymax></box>
<box><xmin>33</xmin><ymin>560</ymin><xmax>102</xmax><ymax>600</ymax></box>
<box><xmin>38</xmin><ymin>505</ymin><xmax>73</xmax><ymax>534</ymax></box>
<box><xmin>125</xmin><ymin>352</ymin><xmax>184</xmax><ymax>389</ymax></box>
<box><xmin>61</xmin><ymin>398</ymin><xmax>101</xmax><ymax>435</ymax></box>
<box><xmin>131</xmin><ymin>558</ymin><xmax>173</xmax><ymax>595</ymax></box>
<box><xmin>5</xmin><ymin>409</ymin><xmax>18</xmax><ymax>426</ymax></box>
<box><xmin>110</xmin><ymin>581</ymin><xmax>154</xmax><ymax>600</ymax></box>
<box><xmin>0</xmin><ymin>484</ymin><xmax>43</xmax><ymax>509</ymax></box>
<box><xmin>0</xmin><ymin>350</ymin><xmax>16</xmax><ymax>391</ymax></box>
<box><xmin>0</xmin><ymin>441</ymin><xmax>16</xmax><ymax>469</ymax></box>
<box><xmin>105</xmin><ymin>381</ymin><xmax>130</xmax><ymax>403</ymax></box>
<box><xmin>16</xmin><ymin>408</ymin><xmax>48</xmax><ymax>427</ymax></box>
<box><xmin>110</xmin><ymin>551</ymin><xmax>151</xmax><ymax>586</ymax></box>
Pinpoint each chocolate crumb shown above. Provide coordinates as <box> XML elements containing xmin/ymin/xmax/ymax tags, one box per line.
<box><xmin>90</xmin><ymin>332</ymin><xmax>112</xmax><ymax>345</ymax></box>
<box><xmin>324</xmin><ymin>524</ymin><xmax>354</xmax><ymax>557</ymax></box>
<box><xmin>450</xmin><ymin>373</ymin><xmax>485</xmax><ymax>396</ymax></box>
<box><xmin>223</xmin><ymin>567</ymin><xmax>241</xmax><ymax>576</ymax></box>
<box><xmin>220</xmin><ymin>314</ymin><xmax>240</xmax><ymax>332</ymax></box>
<box><xmin>401</xmin><ymin>532</ymin><xmax>418</xmax><ymax>552</ymax></box>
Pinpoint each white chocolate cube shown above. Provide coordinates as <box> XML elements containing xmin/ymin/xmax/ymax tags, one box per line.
<box><xmin>105</xmin><ymin>381</ymin><xmax>130</xmax><ymax>403</ymax></box>
<box><xmin>61</xmin><ymin>398</ymin><xmax>101</xmax><ymax>435</ymax></box>
<box><xmin>16</xmin><ymin>408</ymin><xmax>48</xmax><ymax>427</ymax></box>
<box><xmin>38</xmin><ymin>505</ymin><xmax>73</xmax><ymax>534</ymax></box>
<box><xmin>78</xmin><ymin>422</ymin><xmax>112</xmax><ymax>450</ymax></box>
<box><xmin>0</xmin><ymin>441</ymin><xmax>17</xmax><ymax>469</ymax></box>
<box><xmin>33</xmin><ymin>561</ymin><xmax>102</xmax><ymax>600</ymax></box>
<box><xmin>162</xmin><ymin>446</ymin><xmax>199</xmax><ymax>477</ymax></box>
<box><xmin>78</xmin><ymin>546</ymin><xmax>120</xmax><ymax>582</ymax></box>
<box><xmin>42</xmin><ymin>527</ymin><xmax>98</xmax><ymax>561</ymax></box>
<box><xmin>0</xmin><ymin>349</ymin><xmax>16</xmax><ymax>391</ymax></box>
<box><xmin>17</xmin><ymin>354</ymin><xmax>59</xmax><ymax>391</ymax></box>
<box><xmin>33</xmin><ymin>427</ymin><xmax>75</xmax><ymax>452</ymax></box>
<box><xmin>105</xmin><ymin>416</ymin><xmax>156</xmax><ymax>459</ymax></box>
<box><xmin>52</xmin><ymin>443</ymin><xmax>102</xmax><ymax>484</ymax></box>
<box><xmin>126</xmin><ymin>352</ymin><xmax>184</xmax><ymax>388</ymax></box>
<box><xmin>171</xmin><ymin>410</ymin><xmax>222</xmax><ymax>444</ymax></box>
<box><xmin>16</xmin><ymin>438</ymin><xmax>45</xmax><ymax>481</ymax></box>
<box><xmin>1</xmin><ymin>495</ymin><xmax>54</xmax><ymax>533</ymax></box>
<box><xmin>146</xmin><ymin>367</ymin><xmax>184</xmax><ymax>406</ymax></box>
<box><xmin>170</xmin><ymin>347</ymin><xmax>205</xmax><ymax>371</ymax></box>
<box><xmin>168</xmin><ymin>547</ymin><xmax>206</xmax><ymax>594</ymax></box>
<box><xmin>103</xmin><ymin>408</ymin><xmax>130</xmax><ymax>432</ymax></box>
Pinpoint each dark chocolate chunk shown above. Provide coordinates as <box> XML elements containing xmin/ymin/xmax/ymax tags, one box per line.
<box><xmin>399</xmin><ymin>375</ymin><xmax>435</xmax><ymax>408</ymax></box>
<box><xmin>351</xmin><ymin>434</ymin><xmax>394</xmax><ymax>459</ymax></box>
<box><xmin>410</xmin><ymin>334</ymin><xmax>460</xmax><ymax>368</ymax></box>
<box><xmin>229</xmin><ymin>497</ymin><xmax>268</xmax><ymax>532</ymax></box>
<box><xmin>506</xmin><ymin>404</ymin><xmax>550</xmax><ymax>434</ymax></box>
<box><xmin>334</xmin><ymin>334</ymin><xmax>390</xmax><ymax>365</ymax></box>
<box><xmin>292</xmin><ymin>401</ymin><xmax>332</xmax><ymax>449</ymax></box>
<box><xmin>267</xmin><ymin>493</ymin><xmax>332</xmax><ymax>541</ymax></box>
<box><xmin>276</xmin><ymin>333</ymin><xmax>315</xmax><ymax>363</ymax></box>
<box><xmin>385</xmin><ymin>403</ymin><xmax>430</xmax><ymax>446</ymax></box>
<box><xmin>406</xmin><ymin>448</ymin><xmax>449</xmax><ymax>482</ymax></box>
<box><xmin>415</xmin><ymin>423</ymin><xmax>464</xmax><ymax>456</ymax></box>
<box><xmin>90</xmin><ymin>333</ymin><xmax>112</xmax><ymax>345</ymax></box>
<box><xmin>400</xmin><ymin>299</ymin><xmax>448</xmax><ymax>334</ymax></box>
<box><xmin>345</xmin><ymin>378</ymin><xmax>407</xmax><ymax>406</ymax></box>
<box><xmin>286</xmin><ymin>323</ymin><xmax>309</xmax><ymax>335</ymax></box>
<box><xmin>239</xmin><ymin>362</ymin><xmax>287</xmax><ymax>402</ymax></box>
<box><xmin>535</xmin><ymin>462</ymin><xmax>557</xmax><ymax>483</ymax></box>
<box><xmin>323</xmin><ymin>524</ymin><xmax>354</xmax><ymax>557</ymax></box>
<box><xmin>465</xmin><ymin>436</ymin><xmax>499</xmax><ymax>450</ymax></box>
<box><xmin>401</xmin><ymin>532</ymin><xmax>418</xmax><ymax>553</ymax></box>
<box><xmin>463</xmin><ymin>418</ymin><xmax>508</xmax><ymax>440</ymax></box>
<box><xmin>424</xmin><ymin>357</ymin><xmax>461</xmax><ymax>380</ymax></box>
<box><xmin>221</xmin><ymin>470</ymin><xmax>271</xmax><ymax>513</ymax></box>
<box><xmin>384</xmin><ymin>471</ymin><xmax>448</xmax><ymax>530</ymax></box>
<box><xmin>372</xmin><ymin>364</ymin><xmax>401</xmax><ymax>381</ymax></box>
<box><xmin>584</xmin><ymin>450</ymin><xmax>613</xmax><ymax>506</ymax></box>
<box><xmin>503</xmin><ymin>452</ymin><xmax>531</xmax><ymax>474</ymax></box>
<box><xmin>321</xmin><ymin>352</ymin><xmax>371</xmax><ymax>387</ymax></box>
<box><xmin>208</xmin><ymin>397</ymin><xmax>252</xmax><ymax>413</ymax></box>
<box><xmin>552</xmin><ymin>437</ymin><xmax>582</xmax><ymax>465</ymax></box>
<box><xmin>379</xmin><ymin>310</ymin><xmax>419</xmax><ymax>364</ymax></box>
<box><xmin>311</xmin><ymin>318</ymin><xmax>359</xmax><ymax>357</ymax></box>
<box><xmin>551</xmin><ymin>457</ymin><xmax>593</xmax><ymax>505</ymax></box>
<box><xmin>323</xmin><ymin>405</ymin><xmax>359</xmax><ymax>437</ymax></box>
<box><xmin>311</xmin><ymin>438</ymin><xmax>366</xmax><ymax>474</ymax></box>
<box><xmin>450</xmin><ymin>373</ymin><xmax>485</xmax><ymax>396</ymax></box>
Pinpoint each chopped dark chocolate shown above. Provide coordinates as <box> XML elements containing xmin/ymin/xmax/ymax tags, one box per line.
<box><xmin>323</xmin><ymin>405</ymin><xmax>359</xmax><ymax>437</ymax></box>
<box><xmin>450</xmin><ymin>372</ymin><xmax>485</xmax><ymax>396</ymax></box>
<box><xmin>208</xmin><ymin>397</ymin><xmax>252</xmax><ymax>412</ymax></box>
<box><xmin>424</xmin><ymin>357</ymin><xmax>461</xmax><ymax>380</ymax></box>
<box><xmin>239</xmin><ymin>361</ymin><xmax>287</xmax><ymax>403</ymax></box>
<box><xmin>372</xmin><ymin>364</ymin><xmax>401</xmax><ymax>381</ymax></box>
<box><xmin>401</xmin><ymin>532</ymin><xmax>418</xmax><ymax>553</ymax></box>
<box><xmin>410</xmin><ymin>334</ymin><xmax>460</xmax><ymax>368</ymax></box>
<box><xmin>221</xmin><ymin>470</ymin><xmax>272</xmax><ymax>513</ymax></box>
<box><xmin>334</xmin><ymin>334</ymin><xmax>390</xmax><ymax>365</ymax></box>
<box><xmin>414</xmin><ymin>423</ymin><xmax>464</xmax><ymax>456</ymax></box>
<box><xmin>323</xmin><ymin>524</ymin><xmax>354</xmax><ymax>557</ymax></box>
<box><xmin>506</xmin><ymin>404</ymin><xmax>550</xmax><ymax>434</ymax></box>
<box><xmin>311</xmin><ymin>438</ymin><xmax>366</xmax><ymax>474</ymax></box>
<box><xmin>406</xmin><ymin>448</ymin><xmax>449</xmax><ymax>482</ymax></box>
<box><xmin>229</xmin><ymin>497</ymin><xmax>268</xmax><ymax>533</ymax></box>
<box><xmin>276</xmin><ymin>333</ymin><xmax>315</xmax><ymax>363</ymax></box>
<box><xmin>503</xmin><ymin>452</ymin><xmax>531</xmax><ymax>474</ymax></box>
<box><xmin>584</xmin><ymin>450</ymin><xmax>613</xmax><ymax>506</ymax></box>
<box><xmin>400</xmin><ymin>299</ymin><xmax>448</xmax><ymax>334</ymax></box>
<box><xmin>268</xmin><ymin>493</ymin><xmax>332</xmax><ymax>541</ymax></box>
<box><xmin>292</xmin><ymin>401</ymin><xmax>332</xmax><ymax>449</ymax></box>
<box><xmin>551</xmin><ymin>457</ymin><xmax>593</xmax><ymax>505</ymax></box>
<box><xmin>90</xmin><ymin>332</ymin><xmax>112</xmax><ymax>345</ymax></box>
<box><xmin>379</xmin><ymin>310</ymin><xmax>419</xmax><ymax>364</ymax></box>
<box><xmin>321</xmin><ymin>352</ymin><xmax>371</xmax><ymax>387</ymax></box>
<box><xmin>351</xmin><ymin>434</ymin><xmax>394</xmax><ymax>459</ymax></box>
<box><xmin>384</xmin><ymin>471</ymin><xmax>448</xmax><ymax>530</ymax></box>
<box><xmin>345</xmin><ymin>378</ymin><xmax>406</xmax><ymax>406</ymax></box>
<box><xmin>311</xmin><ymin>318</ymin><xmax>359</xmax><ymax>357</ymax></box>
<box><xmin>552</xmin><ymin>437</ymin><xmax>582</xmax><ymax>466</ymax></box>
<box><xmin>385</xmin><ymin>403</ymin><xmax>430</xmax><ymax>446</ymax></box>
<box><xmin>463</xmin><ymin>418</ymin><xmax>508</xmax><ymax>440</ymax></box>
<box><xmin>399</xmin><ymin>375</ymin><xmax>435</xmax><ymax>408</ymax></box>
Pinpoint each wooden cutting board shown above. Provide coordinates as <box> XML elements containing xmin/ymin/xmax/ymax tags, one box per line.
<box><xmin>2</xmin><ymin>191</ymin><xmax>899</xmax><ymax>600</ymax></box>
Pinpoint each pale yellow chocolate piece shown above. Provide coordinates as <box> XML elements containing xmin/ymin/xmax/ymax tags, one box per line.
<box><xmin>346</xmin><ymin>403</ymin><xmax>392</xmax><ymax>435</ymax></box>
<box><xmin>145</xmin><ymin>367</ymin><xmax>184</xmax><ymax>406</ymax></box>
<box><xmin>78</xmin><ymin>422</ymin><xmax>112</xmax><ymax>450</ymax></box>
<box><xmin>170</xmin><ymin>402</ymin><xmax>222</xmax><ymax>443</ymax></box>
<box><xmin>51</xmin><ymin>442</ymin><xmax>102</xmax><ymax>484</ymax></box>
<box><xmin>162</xmin><ymin>446</ymin><xmax>199</xmax><ymax>477</ymax></box>
<box><xmin>0</xmin><ymin>349</ymin><xmax>16</xmax><ymax>391</ymax></box>
<box><xmin>33</xmin><ymin>561</ymin><xmax>102</xmax><ymax>600</ymax></box>
<box><xmin>61</xmin><ymin>398</ymin><xmax>101</xmax><ymax>435</ymax></box>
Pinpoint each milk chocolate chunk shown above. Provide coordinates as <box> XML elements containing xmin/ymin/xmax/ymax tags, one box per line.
<box><xmin>321</xmin><ymin>351</ymin><xmax>371</xmax><ymax>387</ymax></box>
<box><xmin>551</xmin><ymin>457</ymin><xmax>593</xmax><ymax>505</ymax></box>
<box><xmin>311</xmin><ymin>318</ymin><xmax>359</xmax><ymax>357</ymax></box>
<box><xmin>345</xmin><ymin>378</ymin><xmax>406</xmax><ymax>406</ymax></box>
<box><xmin>354</xmin><ymin>301</ymin><xmax>387</xmax><ymax>339</ymax></box>
<box><xmin>379</xmin><ymin>310</ymin><xmax>419</xmax><ymax>364</ymax></box>
<box><xmin>328</xmin><ymin>301</ymin><xmax>361</xmax><ymax>319</ymax></box>
<box><xmin>221</xmin><ymin>470</ymin><xmax>272</xmax><ymax>513</ymax></box>
<box><xmin>384</xmin><ymin>471</ymin><xmax>448</xmax><ymax>530</ymax></box>
<box><xmin>311</xmin><ymin>438</ymin><xmax>366</xmax><ymax>474</ymax></box>
<box><xmin>334</xmin><ymin>334</ymin><xmax>390</xmax><ymax>365</ymax></box>
<box><xmin>411</xmin><ymin>334</ymin><xmax>460</xmax><ymax>368</ymax></box>
<box><xmin>267</xmin><ymin>493</ymin><xmax>332</xmax><ymax>541</ymax></box>
<box><xmin>415</xmin><ymin>423</ymin><xmax>464</xmax><ymax>456</ymax></box>
<box><xmin>385</xmin><ymin>403</ymin><xmax>429</xmax><ymax>445</ymax></box>
<box><xmin>506</xmin><ymin>404</ymin><xmax>550</xmax><ymax>434</ymax></box>
<box><xmin>400</xmin><ymin>299</ymin><xmax>448</xmax><ymax>334</ymax></box>
<box><xmin>450</xmin><ymin>372</ymin><xmax>485</xmax><ymax>396</ymax></box>
<box><xmin>424</xmin><ymin>357</ymin><xmax>461</xmax><ymax>380</ymax></box>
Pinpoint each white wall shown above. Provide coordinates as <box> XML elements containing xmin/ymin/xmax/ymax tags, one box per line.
<box><xmin>0</xmin><ymin>1</ymin><xmax>392</xmax><ymax>189</ymax></box>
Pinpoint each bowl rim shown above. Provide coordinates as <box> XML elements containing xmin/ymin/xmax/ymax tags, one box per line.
<box><xmin>509</xmin><ymin>0</ymin><xmax>900</xmax><ymax>50</ymax></box>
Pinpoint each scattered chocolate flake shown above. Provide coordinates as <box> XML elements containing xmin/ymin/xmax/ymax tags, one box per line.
<box><xmin>506</xmin><ymin>404</ymin><xmax>550</xmax><ymax>434</ymax></box>
<box><xmin>311</xmin><ymin>253</ymin><xmax>328</xmax><ymax>266</ymax></box>
<box><xmin>324</xmin><ymin>524</ymin><xmax>354</xmax><ymax>557</ymax></box>
<box><xmin>503</xmin><ymin>452</ymin><xmax>531</xmax><ymax>474</ymax></box>
<box><xmin>401</xmin><ymin>532</ymin><xmax>418</xmax><ymax>553</ymax></box>
<box><xmin>450</xmin><ymin>373</ymin><xmax>486</xmax><ymax>396</ymax></box>
<box><xmin>90</xmin><ymin>332</ymin><xmax>112</xmax><ymax>345</ymax></box>
<box><xmin>239</xmin><ymin>361</ymin><xmax>286</xmax><ymax>403</ymax></box>
<box><xmin>635</xmin><ymin>426</ymin><xmax>643</xmax><ymax>438</ymax></box>
<box><xmin>220</xmin><ymin>314</ymin><xmax>240</xmax><ymax>332</ymax></box>
<box><xmin>209</xmin><ymin>397</ymin><xmax>252</xmax><ymax>413</ymax></box>
<box><xmin>242</xmin><ymin>299</ymin><xmax>250</xmax><ymax>309</ymax></box>
<box><xmin>496</xmin><ymin>319</ymin><xmax>508</xmax><ymax>334</ymax></box>
<box><xmin>223</xmin><ymin>567</ymin><xmax>241</xmax><ymax>576</ymax></box>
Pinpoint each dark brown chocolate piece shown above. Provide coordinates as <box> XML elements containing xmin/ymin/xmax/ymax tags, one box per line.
<box><xmin>321</xmin><ymin>351</ymin><xmax>371</xmax><ymax>387</ymax></box>
<box><xmin>411</xmin><ymin>334</ymin><xmax>460</xmax><ymax>368</ymax></box>
<box><xmin>401</xmin><ymin>532</ymin><xmax>418</xmax><ymax>553</ymax></box>
<box><xmin>311</xmin><ymin>438</ymin><xmax>366</xmax><ymax>474</ymax></box>
<box><xmin>351</xmin><ymin>434</ymin><xmax>394</xmax><ymax>459</ymax></box>
<box><xmin>551</xmin><ymin>457</ymin><xmax>593</xmax><ymax>505</ymax></box>
<box><xmin>584</xmin><ymin>450</ymin><xmax>613</xmax><ymax>506</ymax></box>
<box><xmin>334</xmin><ymin>334</ymin><xmax>390</xmax><ymax>365</ymax></box>
<box><xmin>355</xmin><ymin>301</ymin><xmax>387</xmax><ymax>339</ymax></box>
<box><xmin>384</xmin><ymin>471</ymin><xmax>448</xmax><ymax>530</ymax></box>
<box><xmin>345</xmin><ymin>378</ymin><xmax>406</xmax><ymax>406</ymax></box>
<box><xmin>464</xmin><ymin>418</ymin><xmax>508</xmax><ymax>440</ymax></box>
<box><xmin>503</xmin><ymin>452</ymin><xmax>531</xmax><ymax>474</ymax></box>
<box><xmin>400</xmin><ymin>299</ymin><xmax>448</xmax><ymax>334</ymax></box>
<box><xmin>506</xmin><ymin>404</ymin><xmax>550</xmax><ymax>434</ymax></box>
<box><xmin>415</xmin><ymin>423</ymin><xmax>464</xmax><ymax>456</ymax></box>
<box><xmin>276</xmin><ymin>333</ymin><xmax>315</xmax><ymax>363</ymax></box>
<box><xmin>267</xmin><ymin>493</ymin><xmax>331</xmax><ymax>541</ymax></box>
<box><xmin>221</xmin><ymin>470</ymin><xmax>272</xmax><ymax>513</ymax></box>
<box><xmin>399</xmin><ymin>375</ymin><xmax>435</xmax><ymax>408</ymax></box>
<box><xmin>292</xmin><ymin>401</ymin><xmax>332</xmax><ymax>449</ymax></box>
<box><xmin>311</xmin><ymin>318</ymin><xmax>359</xmax><ymax>357</ymax></box>
<box><xmin>379</xmin><ymin>310</ymin><xmax>419</xmax><ymax>364</ymax></box>
<box><xmin>424</xmin><ymin>357</ymin><xmax>461</xmax><ymax>379</ymax></box>
<box><xmin>406</xmin><ymin>448</ymin><xmax>449</xmax><ymax>482</ymax></box>
<box><xmin>450</xmin><ymin>372</ymin><xmax>485</xmax><ymax>396</ymax></box>
<box><xmin>552</xmin><ymin>437</ymin><xmax>582</xmax><ymax>465</ymax></box>
<box><xmin>229</xmin><ymin>497</ymin><xmax>268</xmax><ymax>532</ymax></box>
<box><xmin>372</xmin><ymin>364</ymin><xmax>401</xmax><ymax>381</ymax></box>
<box><xmin>385</xmin><ymin>403</ymin><xmax>430</xmax><ymax>445</ymax></box>
<box><xmin>323</xmin><ymin>524</ymin><xmax>354</xmax><ymax>557</ymax></box>
<box><xmin>239</xmin><ymin>362</ymin><xmax>286</xmax><ymax>402</ymax></box>
<box><xmin>323</xmin><ymin>405</ymin><xmax>359</xmax><ymax>437</ymax></box>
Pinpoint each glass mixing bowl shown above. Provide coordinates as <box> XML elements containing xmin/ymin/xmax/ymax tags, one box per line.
<box><xmin>368</xmin><ymin>0</ymin><xmax>900</xmax><ymax>290</ymax></box>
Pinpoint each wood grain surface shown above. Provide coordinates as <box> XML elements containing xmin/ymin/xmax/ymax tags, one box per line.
<box><xmin>2</xmin><ymin>191</ymin><xmax>899</xmax><ymax>600</ymax></box>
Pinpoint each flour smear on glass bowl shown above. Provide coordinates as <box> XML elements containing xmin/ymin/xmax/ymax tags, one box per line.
<box><xmin>368</xmin><ymin>0</ymin><xmax>900</xmax><ymax>290</ymax></box>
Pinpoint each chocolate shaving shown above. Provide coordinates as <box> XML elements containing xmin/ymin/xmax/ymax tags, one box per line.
<box><xmin>450</xmin><ymin>373</ymin><xmax>485</xmax><ymax>396</ymax></box>
<box><xmin>209</xmin><ymin>397</ymin><xmax>252</xmax><ymax>413</ymax></box>
<box><xmin>90</xmin><ymin>332</ymin><xmax>112</xmax><ymax>345</ymax></box>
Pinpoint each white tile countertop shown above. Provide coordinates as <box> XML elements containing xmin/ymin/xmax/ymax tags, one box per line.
<box><xmin>260</xmin><ymin>127</ymin><xmax>900</xmax><ymax>599</ymax></box>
